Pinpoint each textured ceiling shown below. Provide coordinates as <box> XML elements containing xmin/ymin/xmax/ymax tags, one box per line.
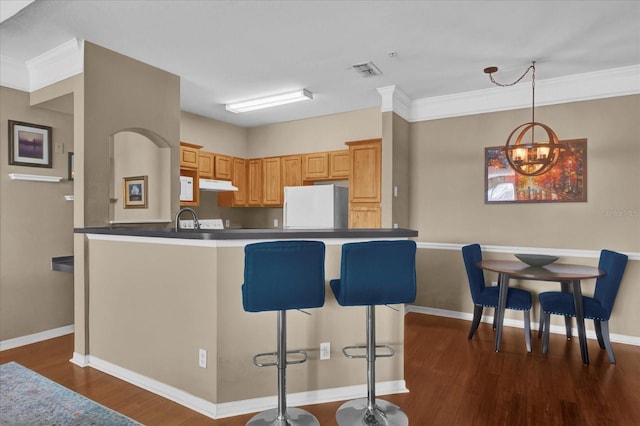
<box><xmin>1</xmin><ymin>0</ymin><xmax>639</xmax><ymax>127</ymax></box>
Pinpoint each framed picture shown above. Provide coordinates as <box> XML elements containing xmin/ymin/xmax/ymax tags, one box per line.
<box><xmin>8</xmin><ymin>120</ymin><xmax>52</xmax><ymax>168</ymax></box>
<box><xmin>123</xmin><ymin>176</ymin><xmax>148</xmax><ymax>209</ymax></box>
<box><xmin>485</xmin><ymin>139</ymin><xmax>587</xmax><ymax>204</ymax></box>
<box><xmin>68</xmin><ymin>152</ymin><xmax>74</xmax><ymax>181</ymax></box>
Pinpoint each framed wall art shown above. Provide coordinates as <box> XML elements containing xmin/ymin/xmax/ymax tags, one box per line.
<box><xmin>8</xmin><ymin>120</ymin><xmax>52</xmax><ymax>168</ymax></box>
<box><xmin>123</xmin><ymin>175</ymin><xmax>148</xmax><ymax>209</ymax></box>
<box><xmin>485</xmin><ymin>139</ymin><xmax>587</xmax><ymax>204</ymax></box>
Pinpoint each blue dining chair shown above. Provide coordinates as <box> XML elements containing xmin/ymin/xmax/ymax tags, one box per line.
<box><xmin>538</xmin><ymin>249</ymin><xmax>628</xmax><ymax>363</ymax></box>
<box><xmin>462</xmin><ymin>244</ymin><xmax>532</xmax><ymax>351</ymax></box>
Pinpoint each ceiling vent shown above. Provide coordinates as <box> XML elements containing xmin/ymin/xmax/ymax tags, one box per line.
<box><xmin>352</xmin><ymin>61</ymin><xmax>382</xmax><ymax>78</ymax></box>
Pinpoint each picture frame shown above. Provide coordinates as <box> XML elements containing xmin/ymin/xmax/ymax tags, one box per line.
<box><xmin>123</xmin><ymin>175</ymin><xmax>148</xmax><ymax>209</ymax></box>
<box><xmin>485</xmin><ymin>139</ymin><xmax>587</xmax><ymax>204</ymax></box>
<box><xmin>8</xmin><ymin>120</ymin><xmax>53</xmax><ymax>168</ymax></box>
<box><xmin>68</xmin><ymin>152</ymin><xmax>74</xmax><ymax>181</ymax></box>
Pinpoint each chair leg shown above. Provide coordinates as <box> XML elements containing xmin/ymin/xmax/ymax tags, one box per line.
<box><xmin>523</xmin><ymin>310</ymin><xmax>531</xmax><ymax>352</ymax></box>
<box><xmin>564</xmin><ymin>316</ymin><xmax>572</xmax><ymax>340</ymax></box>
<box><xmin>538</xmin><ymin>308</ymin><xmax>544</xmax><ymax>338</ymax></box>
<box><xmin>599</xmin><ymin>320</ymin><xmax>616</xmax><ymax>364</ymax></box>
<box><xmin>335</xmin><ymin>306</ymin><xmax>408</xmax><ymax>426</ymax></box>
<box><xmin>468</xmin><ymin>305</ymin><xmax>483</xmax><ymax>340</ymax></box>
<box><xmin>542</xmin><ymin>313</ymin><xmax>551</xmax><ymax>355</ymax></box>
<box><xmin>492</xmin><ymin>307</ymin><xmax>497</xmax><ymax>330</ymax></box>
<box><xmin>594</xmin><ymin>319</ymin><xmax>606</xmax><ymax>349</ymax></box>
<box><xmin>247</xmin><ymin>310</ymin><xmax>319</xmax><ymax>426</ymax></box>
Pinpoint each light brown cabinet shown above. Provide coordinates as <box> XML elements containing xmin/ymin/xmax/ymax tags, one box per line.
<box><xmin>262</xmin><ymin>157</ymin><xmax>282</xmax><ymax>206</ymax></box>
<box><xmin>329</xmin><ymin>150</ymin><xmax>350</xmax><ymax>179</ymax></box>
<box><xmin>180</xmin><ymin>143</ymin><xmax>201</xmax><ymax>170</ymax></box>
<box><xmin>218</xmin><ymin>157</ymin><xmax>247</xmax><ymax>207</ymax></box>
<box><xmin>247</xmin><ymin>159</ymin><xmax>263</xmax><ymax>206</ymax></box>
<box><xmin>214</xmin><ymin>154</ymin><xmax>233</xmax><ymax>180</ymax></box>
<box><xmin>282</xmin><ymin>155</ymin><xmax>303</xmax><ymax>188</ymax></box>
<box><xmin>347</xmin><ymin>139</ymin><xmax>381</xmax><ymax>228</ymax></box>
<box><xmin>198</xmin><ymin>151</ymin><xmax>215</xmax><ymax>179</ymax></box>
<box><xmin>303</xmin><ymin>152</ymin><xmax>329</xmax><ymax>180</ymax></box>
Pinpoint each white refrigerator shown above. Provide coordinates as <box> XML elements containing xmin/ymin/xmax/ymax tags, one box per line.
<box><xmin>283</xmin><ymin>184</ymin><xmax>348</xmax><ymax>229</ymax></box>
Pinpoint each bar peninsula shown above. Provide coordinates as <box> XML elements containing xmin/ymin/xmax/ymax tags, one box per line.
<box><xmin>74</xmin><ymin>226</ymin><xmax>418</xmax><ymax>419</ymax></box>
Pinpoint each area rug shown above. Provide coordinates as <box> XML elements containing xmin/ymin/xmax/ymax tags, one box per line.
<box><xmin>0</xmin><ymin>361</ymin><xmax>142</xmax><ymax>425</ymax></box>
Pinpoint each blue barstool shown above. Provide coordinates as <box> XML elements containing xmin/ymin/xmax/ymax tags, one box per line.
<box><xmin>242</xmin><ymin>240</ymin><xmax>326</xmax><ymax>426</ymax></box>
<box><xmin>330</xmin><ymin>240</ymin><xmax>417</xmax><ymax>426</ymax></box>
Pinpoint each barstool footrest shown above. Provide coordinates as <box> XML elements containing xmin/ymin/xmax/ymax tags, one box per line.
<box><xmin>253</xmin><ymin>349</ymin><xmax>309</xmax><ymax>367</ymax></box>
<box><xmin>342</xmin><ymin>344</ymin><xmax>395</xmax><ymax>359</ymax></box>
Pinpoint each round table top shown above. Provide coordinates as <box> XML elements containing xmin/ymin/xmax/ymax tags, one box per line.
<box><xmin>477</xmin><ymin>260</ymin><xmax>604</xmax><ymax>281</ymax></box>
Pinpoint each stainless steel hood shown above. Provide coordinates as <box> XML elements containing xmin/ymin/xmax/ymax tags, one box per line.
<box><xmin>199</xmin><ymin>179</ymin><xmax>238</xmax><ymax>192</ymax></box>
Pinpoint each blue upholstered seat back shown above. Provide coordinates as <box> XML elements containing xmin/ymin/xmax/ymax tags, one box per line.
<box><xmin>330</xmin><ymin>240</ymin><xmax>417</xmax><ymax>306</ymax></box>
<box><xmin>462</xmin><ymin>243</ymin><xmax>486</xmax><ymax>304</ymax></box>
<box><xmin>242</xmin><ymin>240</ymin><xmax>326</xmax><ymax>312</ymax></box>
<box><xmin>593</xmin><ymin>249</ymin><xmax>628</xmax><ymax>316</ymax></box>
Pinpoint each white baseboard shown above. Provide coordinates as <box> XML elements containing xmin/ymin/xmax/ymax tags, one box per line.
<box><xmin>0</xmin><ymin>325</ymin><xmax>74</xmax><ymax>351</ymax></box>
<box><xmin>85</xmin><ymin>355</ymin><xmax>407</xmax><ymax>419</ymax></box>
<box><xmin>405</xmin><ymin>305</ymin><xmax>640</xmax><ymax>347</ymax></box>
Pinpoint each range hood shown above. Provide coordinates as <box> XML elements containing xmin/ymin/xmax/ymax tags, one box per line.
<box><xmin>199</xmin><ymin>178</ymin><xmax>238</xmax><ymax>192</ymax></box>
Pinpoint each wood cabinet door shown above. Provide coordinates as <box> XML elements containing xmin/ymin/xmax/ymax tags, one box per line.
<box><xmin>218</xmin><ymin>157</ymin><xmax>246</xmax><ymax>207</ymax></box>
<box><xmin>303</xmin><ymin>152</ymin><xmax>329</xmax><ymax>180</ymax></box>
<box><xmin>214</xmin><ymin>154</ymin><xmax>233</xmax><ymax>180</ymax></box>
<box><xmin>282</xmin><ymin>155</ymin><xmax>303</xmax><ymax>187</ymax></box>
<box><xmin>199</xmin><ymin>151</ymin><xmax>214</xmax><ymax>179</ymax></box>
<box><xmin>349</xmin><ymin>203</ymin><xmax>381</xmax><ymax>228</ymax></box>
<box><xmin>348</xmin><ymin>140</ymin><xmax>381</xmax><ymax>203</ymax></box>
<box><xmin>329</xmin><ymin>150</ymin><xmax>350</xmax><ymax>179</ymax></box>
<box><xmin>263</xmin><ymin>157</ymin><xmax>282</xmax><ymax>206</ymax></box>
<box><xmin>247</xmin><ymin>159</ymin><xmax>263</xmax><ymax>206</ymax></box>
<box><xmin>180</xmin><ymin>145</ymin><xmax>200</xmax><ymax>170</ymax></box>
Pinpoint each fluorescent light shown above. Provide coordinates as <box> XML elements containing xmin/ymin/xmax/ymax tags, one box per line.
<box><xmin>226</xmin><ymin>89</ymin><xmax>313</xmax><ymax>113</ymax></box>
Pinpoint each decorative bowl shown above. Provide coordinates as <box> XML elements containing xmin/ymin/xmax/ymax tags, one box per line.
<box><xmin>514</xmin><ymin>254</ymin><xmax>559</xmax><ymax>267</ymax></box>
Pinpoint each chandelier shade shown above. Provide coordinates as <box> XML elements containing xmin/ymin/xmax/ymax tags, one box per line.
<box><xmin>503</xmin><ymin>121</ymin><xmax>562</xmax><ymax>176</ymax></box>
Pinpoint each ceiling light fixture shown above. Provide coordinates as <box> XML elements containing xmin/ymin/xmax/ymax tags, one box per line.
<box><xmin>225</xmin><ymin>89</ymin><xmax>313</xmax><ymax>113</ymax></box>
<box><xmin>485</xmin><ymin>61</ymin><xmax>564</xmax><ymax>176</ymax></box>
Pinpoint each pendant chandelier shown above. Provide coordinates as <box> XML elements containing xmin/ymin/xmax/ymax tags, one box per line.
<box><xmin>484</xmin><ymin>61</ymin><xmax>563</xmax><ymax>176</ymax></box>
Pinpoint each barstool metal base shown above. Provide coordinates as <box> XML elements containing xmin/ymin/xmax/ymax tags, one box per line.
<box><xmin>335</xmin><ymin>398</ymin><xmax>408</xmax><ymax>426</ymax></box>
<box><xmin>247</xmin><ymin>407</ymin><xmax>320</xmax><ymax>426</ymax></box>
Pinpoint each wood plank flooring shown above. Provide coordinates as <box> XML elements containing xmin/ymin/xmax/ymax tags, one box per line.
<box><xmin>2</xmin><ymin>313</ymin><xmax>639</xmax><ymax>425</ymax></box>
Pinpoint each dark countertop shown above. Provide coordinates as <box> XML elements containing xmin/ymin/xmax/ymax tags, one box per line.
<box><xmin>51</xmin><ymin>255</ymin><xmax>74</xmax><ymax>273</ymax></box>
<box><xmin>75</xmin><ymin>226</ymin><xmax>418</xmax><ymax>240</ymax></box>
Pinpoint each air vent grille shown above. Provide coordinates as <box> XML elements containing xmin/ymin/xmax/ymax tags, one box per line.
<box><xmin>352</xmin><ymin>61</ymin><xmax>382</xmax><ymax>78</ymax></box>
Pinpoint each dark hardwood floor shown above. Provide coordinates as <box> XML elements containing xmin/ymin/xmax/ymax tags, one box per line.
<box><xmin>2</xmin><ymin>313</ymin><xmax>639</xmax><ymax>425</ymax></box>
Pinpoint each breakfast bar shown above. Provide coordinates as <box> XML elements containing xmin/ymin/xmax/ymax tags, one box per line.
<box><xmin>75</xmin><ymin>227</ymin><xmax>417</xmax><ymax>419</ymax></box>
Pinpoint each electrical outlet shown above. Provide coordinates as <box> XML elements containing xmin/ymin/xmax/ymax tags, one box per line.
<box><xmin>199</xmin><ymin>348</ymin><xmax>207</xmax><ymax>368</ymax></box>
<box><xmin>320</xmin><ymin>342</ymin><xmax>330</xmax><ymax>360</ymax></box>
<box><xmin>273</xmin><ymin>218</ymin><xmax>279</xmax><ymax>228</ymax></box>
<box><xmin>225</xmin><ymin>219</ymin><xmax>230</xmax><ymax>228</ymax></box>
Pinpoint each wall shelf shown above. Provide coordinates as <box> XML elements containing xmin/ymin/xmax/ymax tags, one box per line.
<box><xmin>8</xmin><ymin>173</ymin><xmax>63</xmax><ymax>183</ymax></box>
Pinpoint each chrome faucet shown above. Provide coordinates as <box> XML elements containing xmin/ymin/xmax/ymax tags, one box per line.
<box><xmin>174</xmin><ymin>207</ymin><xmax>200</xmax><ymax>231</ymax></box>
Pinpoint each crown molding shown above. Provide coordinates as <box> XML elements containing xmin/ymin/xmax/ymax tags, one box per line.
<box><xmin>377</xmin><ymin>85</ymin><xmax>412</xmax><ymax>122</ymax></box>
<box><xmin>407</xmin><ymin>64</ymin><xmax>640</xmax><ymax>122</ymax></box>
<box><xmin>26</xmin><ymin>38</ymin><xmax>84</xmax><ymax>91</ymax></box>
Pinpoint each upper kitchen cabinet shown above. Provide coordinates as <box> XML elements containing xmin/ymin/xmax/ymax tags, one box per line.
<box><xmin>303</xmin><ymin>152</ymin><xmax>329</xmax><ymax>180</ymax></box>
<box><xmin>180</xmin><ymin>142</ymin><xmax>202</xmax><ymax>170</ymax></box>
<box><xmin>347</xmin><ymin>139</ymin><xmax>381</xmax><ymax>228</ymax></box>
<box><xmin>214</xmin><ymin>154</ymin><xmax>233</xmax><ymax>180</ymax></box>
<box><xmin>199</xmin><ymin>151</ymin><xmax>215</xmax><ymax>179</ymax></box>
<box><xmin>218</xmin><ymin>157</ymin><xmax>247</xmax><ymax>207</ymax></box>
<box><xmin>329</xmin><ymin>150</ymin><xmax>350</xmax><ymax>179</ymax></box>
<box><xmin>282</xmin><ymin>155</ymin><xmax>303</xmax><ymax>188</ymax></box>
<box><xmin>247</xmin><ymin>158</ymin><xmax>263</xmax><ymax>206</ymax></box>
<box><xmin>263</xmin><ymin>156</ymin><xmax>282</xmax><ymax>206</ymax></box>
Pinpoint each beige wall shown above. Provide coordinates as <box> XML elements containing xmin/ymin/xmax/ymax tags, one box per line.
<box><xmin>0</xmin><ymin>86</ymin><xmax>74</xmax><ymax>341</ymax></box>
<box><xmin>83</xmin><ymin>42</ymin><xmax>181</xmax><ymax>227</ymax></box>
<box><xmin>410</xmin><ymin>95</ymin><xmax>640</xmax><ymax>337</ymax></box>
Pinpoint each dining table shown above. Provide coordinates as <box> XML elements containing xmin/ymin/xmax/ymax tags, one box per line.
<box><xmin>477</xmin><ymin>259</ymin><xmax>605</xmax><ymax>365</ymax></box>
